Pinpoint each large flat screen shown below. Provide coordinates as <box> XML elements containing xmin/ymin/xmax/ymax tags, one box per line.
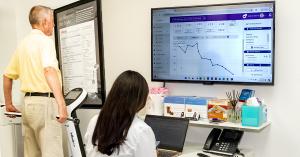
<box><xmin>54</xmin><ymin>0</ymin><xmax>106</xmax><ymax>108</ymax></box>
<box><xmin>151</xmin><ymin>1</ymin><xmax>275</xmax><ymax>85</ymax></box>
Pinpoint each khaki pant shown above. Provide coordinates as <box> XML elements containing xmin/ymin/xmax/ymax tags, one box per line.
<box><xmin>23</xmin><ymin>96</ymin><xmax>65</xmax><ymax>157</ymax></box>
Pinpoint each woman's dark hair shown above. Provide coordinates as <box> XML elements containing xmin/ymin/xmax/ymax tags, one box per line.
<box><xmin>92</xmin><ymin>70</ymin><xmax>149</xmax><ymax>155</ymax></box>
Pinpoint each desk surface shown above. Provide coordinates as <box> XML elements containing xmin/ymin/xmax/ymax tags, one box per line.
<box><xmin>179</xmin><ymin>143</ymin><xmax>254</xmax><ymax>157</ymax></box>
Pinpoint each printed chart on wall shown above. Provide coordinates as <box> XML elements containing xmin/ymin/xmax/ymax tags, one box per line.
<box><xmin>54</xmin><ymin>0</ymin><xmax>105</xmax><ymax>108</ymax></box>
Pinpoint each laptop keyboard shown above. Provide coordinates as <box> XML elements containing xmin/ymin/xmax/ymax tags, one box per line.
<box><xmin>157</xmin><ymin>150</ymin><xmax>179</xmax><ymax>157</ymax></box>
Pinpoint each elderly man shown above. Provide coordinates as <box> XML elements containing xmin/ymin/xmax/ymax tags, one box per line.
<box><xmin>3</xmin><ymin>5</ymin><xmax>67</xmax><ymax>157</ymax></box>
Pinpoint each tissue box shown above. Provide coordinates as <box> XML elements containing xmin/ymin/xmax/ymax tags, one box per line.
<box><xmin>164</xmin><ymin>96</ymin><xmax>187</xmax><ymax>118</ymax></box>
<box><xmin>185</xmin><ymin>97</ymin><xmax>211</xmax><ymax>120</ymax></box>
<box><xmin>242</xmin><ymin>105</ymin><xmax>267</xmax><ymax>127</ymax></box>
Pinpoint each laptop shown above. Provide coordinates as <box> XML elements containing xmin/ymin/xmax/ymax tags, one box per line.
<box><xmin>144</xmin><ymin>115</ymin><xmax>189</xmax><ymax>157</ymax></box>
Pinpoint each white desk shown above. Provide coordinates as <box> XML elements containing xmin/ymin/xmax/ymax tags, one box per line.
<box><xmin>179</xmin><ymin>143</ymin><xmax>254</xmax><ymax>157</ymax></box>
<box><xmin>180</xmin><ymin>119</ymin><xmax>270</xmax><ymax>156</ymax></box>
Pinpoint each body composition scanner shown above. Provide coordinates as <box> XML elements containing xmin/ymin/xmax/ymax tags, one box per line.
<box><xmin>4</xmin><ymin>88</ymin><xmax>88</xmax><ymax>157</ymax></box>
<box><xmin>63</xmin><ymin>88</ymin><xmax>88</xmax><ymax>157</ymax></box>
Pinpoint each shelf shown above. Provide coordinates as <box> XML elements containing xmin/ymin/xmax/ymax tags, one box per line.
<box><xmin>189</xmin><ymin>119</ymin><xmax>271</xmax><ymax>132</ymax></box>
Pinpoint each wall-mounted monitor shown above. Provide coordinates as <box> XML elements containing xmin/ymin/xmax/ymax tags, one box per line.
<box><xmin>151</xmin><ymin>1</ymin><xmax>275</xmax><ymax>85</ymax></box>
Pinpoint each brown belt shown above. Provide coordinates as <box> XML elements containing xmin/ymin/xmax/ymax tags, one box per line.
<box><xmin>25</xmin><ymin>92</ymin><xmax>54</xmax><ymax>98</ymax></box>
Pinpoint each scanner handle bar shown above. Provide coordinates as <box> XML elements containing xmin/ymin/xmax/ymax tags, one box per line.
<box><xmin>56</xmin><ymin>116</ymin><xmax>80</xmax><ymax>124</ymax></box>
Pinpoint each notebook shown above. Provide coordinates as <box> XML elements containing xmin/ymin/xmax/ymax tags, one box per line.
<box><xmin>144</xmin><ymin>115</ymin><xmax>189</xmax><ymax>157</ymax></box>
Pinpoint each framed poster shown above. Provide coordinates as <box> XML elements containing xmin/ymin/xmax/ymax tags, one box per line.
<box><xmin>54</xmin><ymin>0</ymin><xmax>105</xmax><ymax>108</ymax></box>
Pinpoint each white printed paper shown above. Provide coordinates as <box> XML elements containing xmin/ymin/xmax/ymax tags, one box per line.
<box><xmin>59</xmin><ymin>20</ymin><xmax>98</xmax><ymax>94</ymax></box>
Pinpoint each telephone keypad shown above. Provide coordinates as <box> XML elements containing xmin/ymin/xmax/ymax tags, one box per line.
<box><xmin>217</xmin><ymin>142</ymin><xmax>235</xmax><ymax>152</ymax></box>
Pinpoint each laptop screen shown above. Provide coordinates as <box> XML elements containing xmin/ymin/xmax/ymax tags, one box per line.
<box><xmin>144</xmin><ymin>115</ymin><xmax>189</xmax><ymax>152</ymax></box>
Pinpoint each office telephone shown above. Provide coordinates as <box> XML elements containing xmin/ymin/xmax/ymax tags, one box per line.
<box><xmin>203</xmin><ymin>128</ymin><xmax>244</xmax><ymax>156</ymax></box>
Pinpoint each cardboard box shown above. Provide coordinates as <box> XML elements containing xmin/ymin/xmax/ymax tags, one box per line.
<box><xmin>163</xmin><ymin>96</ymin><xmax>187</xmax><ymax>118</ymax></box>
<box><xmin>207</xmin><ymin>99</ymin><xmax>231</xmax><ymax>121</ymax></box>
<box><xmin>185</xmin><ymin>97</ymin><xmax>211</xmax><ymax>120</ymax></box>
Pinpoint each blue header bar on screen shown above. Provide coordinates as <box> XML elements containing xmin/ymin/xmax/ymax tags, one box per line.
<box><xmin>170</xmin><ymin>12</ymin><xmax>273</xmax><ymax>23</ymax></box>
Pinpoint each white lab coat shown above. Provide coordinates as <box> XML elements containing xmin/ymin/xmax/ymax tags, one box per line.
<box><xmin>85</xmin><ymin>115</ymin><xmax>157</xmax><ymax>157</ymax></box>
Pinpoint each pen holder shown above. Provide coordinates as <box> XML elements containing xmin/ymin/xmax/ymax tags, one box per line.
<box><xmin>228</xmin><ymin>109</ymin><xmax>241</xmax><ymax>123</ymax></box>
<box><xmin>225</xmin><ymin>90</ymin><xmax>240</xmax><ymax>123</ymax></box>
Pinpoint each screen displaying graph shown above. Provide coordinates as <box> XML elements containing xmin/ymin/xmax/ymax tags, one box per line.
<box><xmin>152</xmin><ymin>2</ymin><xmax>275</xmax><ymax>84</ymax></box>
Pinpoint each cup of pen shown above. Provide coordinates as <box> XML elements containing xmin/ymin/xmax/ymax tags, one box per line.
<box><xmin>226</xmin><ymin>90</ymin><xmax>241</xmax><ymax>123</ymax></box>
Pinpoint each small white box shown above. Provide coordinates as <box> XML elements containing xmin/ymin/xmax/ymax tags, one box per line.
<box><xmin>164</xmin><ymin>96</ymin><xmax>186</xmax><ymax>118</ymax></box>
<box><xmin>185</xmin><ymin>97</ymin><xmax>212</xmax><ymax>120</ymax></box>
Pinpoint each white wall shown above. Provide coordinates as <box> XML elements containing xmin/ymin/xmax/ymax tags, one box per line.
<box><xmin>0</xmin><ymin>0</ymin><xmax>19</xmax><ymax>103</ymax></box>
<box><xmin>101</xmin><ymin>1</ymin><xmax>300</xmax><ymax>156</ymax></box>
<box><xmin>0</xmin><ymin>2</ymin><xmax>18</xmax><ymax>156</ymax></box>
<box><xmin>2</xmin><ymin>0</ymin><xmax>300</xmax><ymax>156</ymax></box>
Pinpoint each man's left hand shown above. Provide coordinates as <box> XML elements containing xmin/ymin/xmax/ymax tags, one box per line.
<box><xmin>5</xmin><ymin>104</ymin><xmax>20</xmax><ymax>118</ymax></box>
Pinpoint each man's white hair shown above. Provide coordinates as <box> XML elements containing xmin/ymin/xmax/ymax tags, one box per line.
<box><xmin>29</xmin><ymin>5</ymin><xmax>53</xmax><ymax>26</ymax></box>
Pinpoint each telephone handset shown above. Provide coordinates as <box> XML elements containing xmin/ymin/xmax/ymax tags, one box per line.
<box><xmin>203</xmin><ymin>128</ymin><xmax>244</xmax><ymax>156</ymax></box>
<box><xmin>203</xmin><ymin>128</ymin><xmax>222</xmax><ymax>150</ymax></box>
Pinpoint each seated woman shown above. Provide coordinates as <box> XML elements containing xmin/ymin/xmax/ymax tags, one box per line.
<box><xmin>85</xmin><ymin>70</ymin><xmax>157</xmax><ymax>157</ymax></box>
